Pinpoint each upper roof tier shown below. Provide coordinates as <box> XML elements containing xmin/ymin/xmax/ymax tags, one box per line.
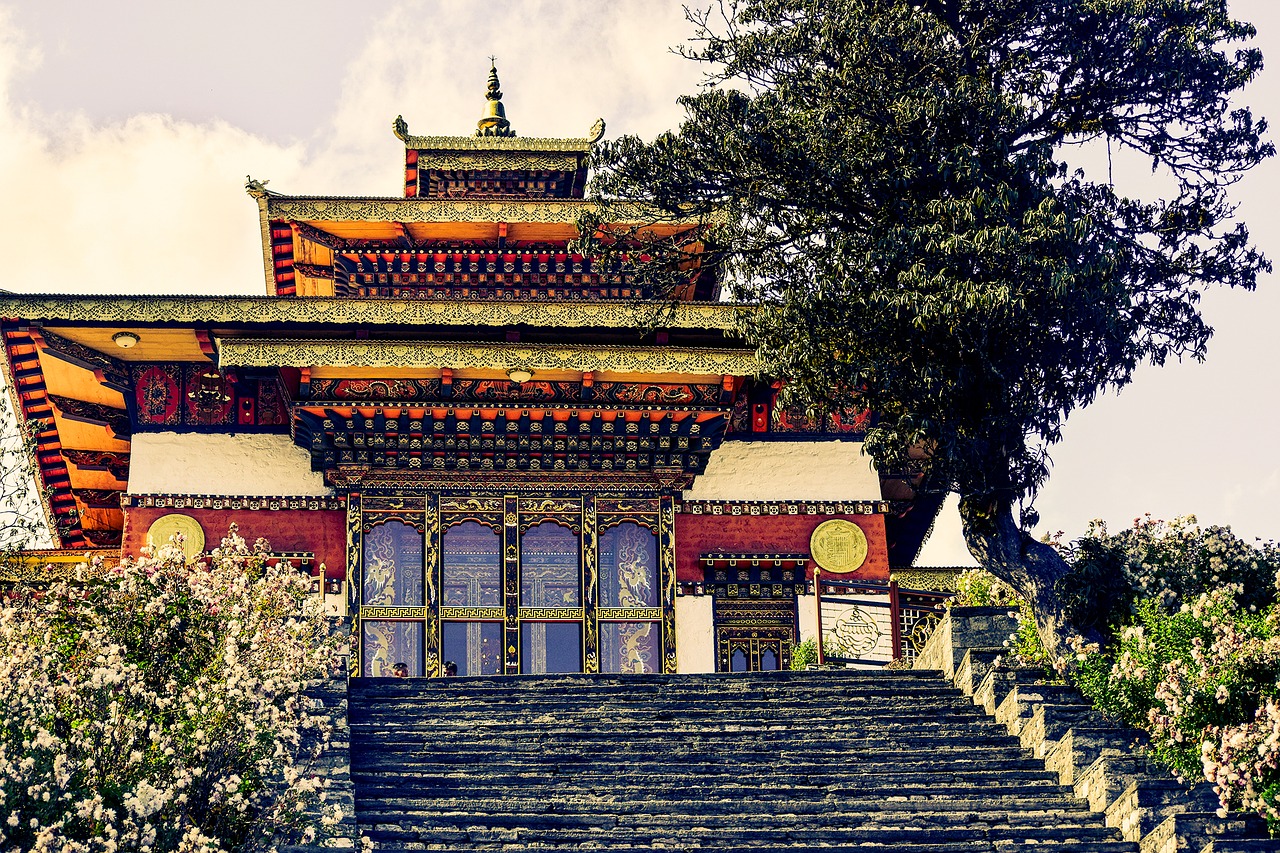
<box><xmin>246</xmin><ymin>63</ymin><xmax>715</xmax><ymax>300</ymax></box>
<box><xmin>392</xmin><ymin>63</ymin><xmax>605</xmax><ymax>201</ymax></box>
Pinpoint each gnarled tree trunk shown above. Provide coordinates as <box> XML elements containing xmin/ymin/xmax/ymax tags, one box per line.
<box><xmin>957</xmin><ymin>497</ymin><xmax>1099</xmax><ymax>658</ymax></box>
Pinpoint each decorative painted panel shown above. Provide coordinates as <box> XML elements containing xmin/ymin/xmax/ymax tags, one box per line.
<box><xmin>361</xmin><ymin>620</ymin><xmax>423</xmax><ymax>677</ymax></box>
<box><xmin>442</xmin><ymin>521</ymin><xmax>501</xmax><ymax>606</ymax></box>
<box><xmin>520</xmin><ymin>522</ymin><xmax>580</xmax><ymax>607</ymax></box>
<box><xmin>361</xmin><ymin>519</ymin><xmax>424</xmax><ymax>607</ymax></box>
<box><xmin>599</xmin><ymin>522</ymin><xmax>658</xmax><ymax>608</ymax></box>
<box><xmin>600</xmin><ymin>621</ymin><xmax>660</xmax><ymax>674</ymax></box>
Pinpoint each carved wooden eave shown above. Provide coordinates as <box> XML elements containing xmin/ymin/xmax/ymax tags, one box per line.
<box><xmin>1</xmin><ymin>327</ymin><xmax>129</xmax><ymax>549</ymax></box>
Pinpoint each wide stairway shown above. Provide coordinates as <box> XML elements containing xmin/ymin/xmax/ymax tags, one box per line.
<box><xmin>350</xmin><ymin>669</ymin><xmax>1136</xmax><ymax>851</ymax></box>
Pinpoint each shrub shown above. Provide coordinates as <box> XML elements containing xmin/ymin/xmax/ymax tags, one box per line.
<box><xmin>1064</xmin><ymin>518</ymin><xmax>1280</xmax><ymax>828</ymax></box>
<box><xmin>0</xmin><ymin>526</ymin><xmax>344</xmax><ymax>853</ymax></box>
<box><xmin>790</xmin><ymin>637</ymin><xmax>818</xmax><ymax>670</ymax></box>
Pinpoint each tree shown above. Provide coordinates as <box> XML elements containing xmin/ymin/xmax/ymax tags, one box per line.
<box><xmin>579</xmin><ymin>0</ymin><xmax>1272</xmax><ymax>653</ymax></box>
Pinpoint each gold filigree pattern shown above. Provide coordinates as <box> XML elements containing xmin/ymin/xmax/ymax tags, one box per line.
<box><xmin>265</xmin><ymin>196</ymin><xmax>683</xmax><ymax>226</ymax></box>
<box><xmin>359</xmin><ymin>606</ymin><xmax>425</xmax><ymax>618</ymax></box>
<box><xmin>518</xmin><ymin>498</ymin><xmax>582</xmax><ymax>514</ymax></box>
<box><xmin>440</xmin><ymin>497</ymin><xmax>503</xmax><ymax>513</ymax></box>
<box><xmin>0</xmin><ymin>296</ymin><xmax>743</xmax><ymax>330</ymax></box>
<box><xmin>439</xmin><ymin>606</ymin><xmax>504</xmax><ymax>619</ymax></box>
<box><xmin>402</xmin><ymin>134</ymin><xmax>592</xmax><ymax>153</ymax></box>
<box><xmin>518</xmin><ymin>607</ymin><xmax>585</xmax><ymax>620</ymax></box>
<box><xmin>597</xmin><ymin>607</ymin><xmax>663</xmax><ymax>620</ymax></box>
<box><xmin>418</xmin><ymin>152</ymin><xmax>583</xmax><ymax>171</ymax></box>
<box><xmin>218</xmin><ymin>338</ymin><xmax>758</xmax><ymax>375</ymax></box>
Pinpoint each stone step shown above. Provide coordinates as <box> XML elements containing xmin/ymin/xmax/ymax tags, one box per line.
<box><xmin>347</xmin><ymin>669</ymin><xmax>1137</xmax><ymax>853</ymax></box>
<box><xmin>357</xmin><ymin>806</ymin><xmax>1107</xmax><ymax>830</ymax></box>
<box><xmin>350</xmin><ymin>793</ymin><xmax>1099</xmax><ymax>815</ymax></box>
<box><xmin>358</xmin><ymin>822</ymin><xmax>1129</xmax><ymax>847</ymax></box>
<box><xmin>351</xmin><ymin>753</ymin><xmax>1049</xmax><ymax>772</ymax></box>
<box><xmin>358</xmin><ymin>840</ymin><xmax>1131</xmax><ymax>845</ymax></box>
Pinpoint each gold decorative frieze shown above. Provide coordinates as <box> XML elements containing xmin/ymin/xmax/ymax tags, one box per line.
<box><xmin>597</xmin><ymin>607</ymin><xmax>663</xmax><ymax>621</ymax></box>
<box><xmin>439</xmin><ymin>496</ymin><xmax>503</xmax><ymax>513</ymax></box>
<box><xmin>122</xmin><ymin>494</ymin><xmax>345</xmax><ymax>511</ymax></box>
<box><xmin>419</xmin><ymin>152</ymin><xmax>583</xmax><ymax>172</ymax></box>
<box><xmin>265</xmin><ymin>196</ymin><xmax>684</xmax><ymax>227</ymax></box>
<box><xmin>359</xmin><ymin>606</ymin><xmax>426</xmax><ymax>618</ymax></box>
<box><xmin>518</xmin><ymin>497</ymin><xmax>582</xmax><ymax>514</ymax></box>
<box><xmin>0</xmin><ymin>296</ymin><xmax>744</xmax><ymax>331</ymax></box>
<box><xmin>676</xmin><ymin>499</ymin><xmax>890</xmax><ymax>516</ymax></box>
<box><xmin>218</xmin><ymin>338</ymin><xmax>759</xmax><ymax>375</ymax></box>
<box><xmin>401</xmin><ymin>133</ymin><xmax>592</xmax><ymax>153</ymax></box>
<box><xmin>518</xmin><ymin>607</ymin><xmax>584</xmax><ymax>620</ymax></box>
<box><xmin>439</xmin><ymin>606</ymin><xmax>505</xmax><ymax>620</ymax></box>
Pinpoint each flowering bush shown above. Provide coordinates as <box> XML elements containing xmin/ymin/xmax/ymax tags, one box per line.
<box><xmin>1065</xmin><ymin>518</ymin><xmax>1280</xmax><ymax>828</ymax></box>
<box><xmin>0</xmin><ymin>526</ymin><xmax>344</xmax><ymax>853</ymax></box>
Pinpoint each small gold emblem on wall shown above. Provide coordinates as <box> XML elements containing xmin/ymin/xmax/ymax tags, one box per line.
<box><xmin>146</xmin><ymin>513</ymin><xmax>206</xmax><ymax>561</ymax></box>
<box><xmin>809</xmin><ymin>519</ymin><xmax>868</xmax><ymax>573</ymax></box>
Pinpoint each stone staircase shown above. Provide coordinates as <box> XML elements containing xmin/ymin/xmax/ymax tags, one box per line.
<box><xmin>349</xmin><ymin>669</ymin><xmax>1140</xmax><ymax>851</ymax></box>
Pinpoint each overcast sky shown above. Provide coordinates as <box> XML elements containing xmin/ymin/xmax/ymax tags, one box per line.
<box><xmin>0</xmin><ymin>1</ymin><xmax>1275</xmax><ymax>566</ymax></box>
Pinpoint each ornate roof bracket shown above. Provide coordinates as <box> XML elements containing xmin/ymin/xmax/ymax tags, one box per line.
<box><xmin>28</xmin><ymin>328</ymin><xmax>130</xmax><ymax>393</ymax></box>
<box><xmin>48</xmin><ymin>395</ymin><xmax>131</xmax><ymax>439</ymax></box>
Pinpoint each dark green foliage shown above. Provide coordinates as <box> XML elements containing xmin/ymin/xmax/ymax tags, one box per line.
<box><xmin>1057</xmin><ymin>537</ymin><xmax>1132</xmax><ymax>638</ymax></box>
<box><xmin>581</xmin><ymin>0</ymin><xmax>1270</xmax><ymax>650</ymax></box>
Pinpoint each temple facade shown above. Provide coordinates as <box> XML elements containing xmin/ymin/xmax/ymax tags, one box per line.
<box><xmin>1</xmin><ymin>68</ymin><xmax>944</xmax><ymax>677</ymax></box>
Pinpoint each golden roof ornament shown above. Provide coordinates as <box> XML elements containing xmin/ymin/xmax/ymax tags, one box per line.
<box><xmin>476</xmin><ymin>60</ymin><xmax>515</xmax><ymax>137</ymax></box>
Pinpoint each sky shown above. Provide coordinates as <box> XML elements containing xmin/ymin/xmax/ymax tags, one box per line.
<box><xmin>0</xmin><ymin>0</ymin><xmax>1276</xmax><ymax>566</ymax></box>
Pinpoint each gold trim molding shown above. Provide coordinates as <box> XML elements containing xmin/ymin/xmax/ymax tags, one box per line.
<box><xmin>264</xmin><ymin>196</ymin><xmax>680</xmax><ymax>226</ymax></box>
<box><xmin>0</xmin><ymin>296</ymin><xmax>744</xmax><ymax>332</ymax></box>
<box><xmin>217</xmin><ymin>338</ymin><xmax>760</xmax><ymax>375</ymax></box>
<box><xmin>400</xmin><ymin>133</ymin><xmax>592</xmax><ymax>153</ymax></box>
<box><xmin>418</xmin><ymin>152</ymin><xmax>583</xmax><ymax>172</ymax></box>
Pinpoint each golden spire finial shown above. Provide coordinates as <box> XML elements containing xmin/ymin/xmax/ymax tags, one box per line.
<box><xmin>476</xmin><ymin>58</ymin><xmax>515</xmax><ymax>137</ymax></box>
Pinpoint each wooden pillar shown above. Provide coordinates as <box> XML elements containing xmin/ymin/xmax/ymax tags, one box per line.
<box><xmin>503</xmin><ymin>495</ymin><xmax>520</xmax><ymax>674</ymax></box>
<box><xmin>582</xmin><ymin>496</ymin><xmax>600</xmax><ymax>673</ymax></box>
<box><xmin>346</xmin><ymin>491</ymin><xmax>363</xmax><ymax>676</ymax></box>
<box><xmin>423</xmin><ymin>493</ymin><xmax>441</xmax><ymax>677</ymax></box>
<box><xmin>659</xmin><ymin>493</ymin><xmax>678</xmax><ymax>673</ymax></box>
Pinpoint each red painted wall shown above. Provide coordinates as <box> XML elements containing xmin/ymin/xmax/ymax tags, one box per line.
<box><xmin>674</xmin><ymin>513</ymin><xmax>889</xmax><ymax>582</ymax></box>
<box><xmin>122</xmin><ymin>507</ymin><xmax>347</xmax><ymax>580</ymax></box>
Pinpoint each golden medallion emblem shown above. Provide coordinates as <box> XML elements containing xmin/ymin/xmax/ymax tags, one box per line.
<box><xmin>146</xmin><ymin>513</ymin><xmax>205</xmax><ymax>561</ymax></box>
<box><xmin>809</xmin><ymin>519</ymin><xmax>868</xmax><ymax>573</ymax></box>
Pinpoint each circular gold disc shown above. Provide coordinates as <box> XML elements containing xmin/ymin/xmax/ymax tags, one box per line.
<box><xmin>146</xmin><ymin>513</ymin><xmax>206</xmax><ymax>561</ymax></box>
<box><xmin>809</xmin><ymin>519</ymin><xmax>868</xmax><ymax>573</ymax></box>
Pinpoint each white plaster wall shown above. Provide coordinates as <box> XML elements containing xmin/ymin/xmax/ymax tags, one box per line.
<box><xmin>797</xmin><ymin>592</ymin><xmax>818</xmax><ymax>645</ymax></box>
<box><xmin>675</xmin><ymin>595</ymin><xmax>716</xmax><ymax>673</ymax></box>
<box><xmin>683</xmin><ymin>440</ymin><xmax>881</xmax><ymax>502</ymax></box>
<box><xmin>128</xmin><ymin>433</ymin><xmax>332</xmax><ymax>496</ymax></box>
